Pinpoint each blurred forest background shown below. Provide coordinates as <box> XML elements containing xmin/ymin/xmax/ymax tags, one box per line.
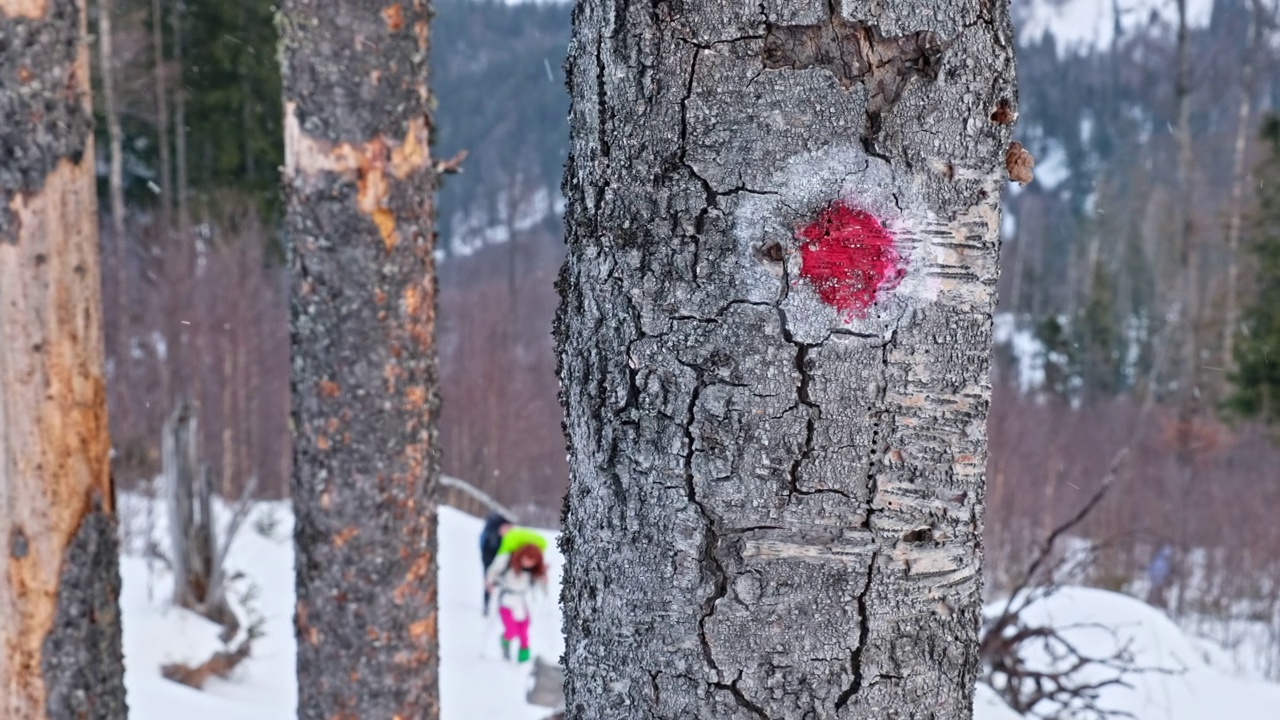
<box><xmin>93</xmin><ymin>0</ymin><xmax>1280</xmax><ymax>636</ymax></box>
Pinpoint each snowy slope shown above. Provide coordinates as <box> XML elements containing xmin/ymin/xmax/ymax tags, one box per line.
<box><xmin>980</xmin><ymin>587</ymin><xmax>1280</xmax><ymax>719</ymax></box>
<box><xmin>118</xmin><ymin>496</ymin><xmax>1280</xmax><ymax>719</ymax></box>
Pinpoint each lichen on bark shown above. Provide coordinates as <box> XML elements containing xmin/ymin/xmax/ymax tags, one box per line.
<box><xmin>0</xmin><ymin>0</ymin><xmax>93</xmax><ymax>243</ymax></box>
<box><xmin>40</xmin><ymin>499</ymin><xmax>128</xmax><ymax>720</ymax></box>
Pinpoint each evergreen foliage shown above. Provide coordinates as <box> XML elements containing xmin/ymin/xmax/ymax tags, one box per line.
<box><xmin>181</xmin><ymin>0</ymin><xmax>282</xmax><ymax>208</ymax></box>
<box><xmin>93</xmin><ymin>0</ymin><xmax>571</xmax><ymax>236</ymax></box>
<box><xmin>1227</xmin><ymin>115</ymin><xmax>1280</xmax><ymax>425</ymax></box>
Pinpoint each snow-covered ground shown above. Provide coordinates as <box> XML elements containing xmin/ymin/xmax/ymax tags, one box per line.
<box><xmin>120</xmin><ymin>497</ymin><xmax>562</xmax><ymax>720</ymax></box>
<box><xmin>117</xmin><ymin>494</ymin><xmax>1280</xmax><ymax>718</ymax></box>
<box><xmin>982</xmin><ymin>587</ymin><xmax>1280</xmax><ymax>719</ymax></box>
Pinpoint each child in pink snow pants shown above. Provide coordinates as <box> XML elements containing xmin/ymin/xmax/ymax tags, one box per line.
<box><xmin>485</xmin><ymin>542</ymin><xmax>548</xmax><ymax>663</ymax></box>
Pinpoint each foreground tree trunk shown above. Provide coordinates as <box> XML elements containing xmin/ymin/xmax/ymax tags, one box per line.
<box><xmin>556</xmin><ymin>0</ymin><xmax>1016</xmax><ymax>717</ymax></box>
<box><xmin>0</xmin><ymin>1</ymin><xmax>128</xmax><ymax>717</ymax></box>
<box><xmin>281</xmin><ymin>2</ymin><xmax>441</xmax><ymax>717</ymax></box>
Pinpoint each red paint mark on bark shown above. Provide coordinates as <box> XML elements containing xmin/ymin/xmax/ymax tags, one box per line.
<box><xmin>797</xmin><ymin>201</ymin><xmax>905</xmax><ymax>319</ymax></box>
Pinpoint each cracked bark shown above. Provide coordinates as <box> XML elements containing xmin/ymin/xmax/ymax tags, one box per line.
<box><xmin>557</xmin><ymin>0</ymin><xmax>1015</xmax><ymax>717</ymax></box>
<box><xmin>281</xmin><ymin>1</ymin><xmax>440</xmax><ymax>718</ymax></box>
<box><xmin>1</xmin><ymin>0</ymin><xmax>127</xmax><ymax>717</ymax></box>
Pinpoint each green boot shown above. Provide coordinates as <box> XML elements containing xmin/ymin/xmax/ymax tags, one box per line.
<box><xmin>517</xmin><ymin>646</ymin><xmax>531</xmax><ymax>663</ymax></box>
<box><xmin>501</xmin><ymin>637</ymin><xmax>511</xmax><ymax>660</ymax></box>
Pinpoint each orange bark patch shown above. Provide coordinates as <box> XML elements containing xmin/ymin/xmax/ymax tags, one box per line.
<box><xmin>402</xmin><ymin>284</ymin><xmax>423</xmax><ymax>317</ymax></box>
<box><xmin>353</xmin><ymin>156</ymin><xmax>400</xmax><ymax>251</ymax></box>
<box><xmin>394</xmin><ymin>554</ymin><xmax>431</xmax><ymax>603</ymax></box>
<box><xmin>2</xmin><ymin>148</ymin><xmax>112</xmax><ymax>714</ymax></box>
<box><xmin>371</xmin><ymin>209</ymin><xmax>397</xmax><ymax>251</ymax></box>
<box><xmin>283</xmin><ymin>103</ymin><xmax>432</xmax><ymax>254</ymax></box>
<box><xmin>408</xmin><ymin>615</ymin><xmax>437</xmax><ymax>641</ymax></box>
<box><xmin>333</xmin><ymin>527</ymin><xmax>358</xmax><ymax>548</ymax></box>
<box><xmin>404</xmin><ymin>385</ymin><xmax>427</xmax><ymax>410</ymax></box>
<box><xmin>414</xmin><ymin>20</ymin><xmax>428</xmax><ymax>52</ymax></box>
<box><xmin>382</xmin><ymin>3</ymin><xmax>405</xmax><ymax>31</ymax></box>
<box><xmin>0</xmin><ymin>0</ymin><xmax>46</xmax><ymax>19</ymax></box>
<box><xmin>318</xmin><ymin>379</ymin><xmax>340</xmax><ymax>398</ymax></box>
<box><xmin>374</xmin><ymin>287</ymin><xmax>388</xmax><ymax>305</ymax></box>
<box><xmin>315</xmin><ymin>434</ymin><xmax>330</xmax><ymax>451</ymax></box>
<box><xmin>390</xmin><ymin>122</ymin><xmax>427</xmax><ymax>180</ymax></box>
<box><xmin>383</xmin><ymin>361</ymin><xmax>406</xmax><ymax>393</ymax></box>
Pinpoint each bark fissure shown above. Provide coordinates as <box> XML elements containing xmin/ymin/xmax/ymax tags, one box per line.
<box><xmin>714</xmin><ymin>673</ymin><xmax>771</xmax><ymax>720</ymax></box>
<box><xmin>683</xmin><ymin>369</ymin><xmax>731</xmax><ymax>681</ymax></box>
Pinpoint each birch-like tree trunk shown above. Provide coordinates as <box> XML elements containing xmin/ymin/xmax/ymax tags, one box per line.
<box><xmin>281</xmin><ymin>1</ymin><xmax>441</xmax><ymax>717</ymax></box>
<box><xmin>98</xmin><ymin>0</ymin><xmax>126</xmax><ymax>242</ymax></box>
<box><xmin>0</xmin><ymin>1</ymin><xmax>127</xmax><ymax>717</ymax></box>
<box><xmin>171</xmin><ymin>0</ymin><xmax>188</xmax><ymax>235</ymax></box>
<box><xmin>557</xmin><ymin>0</ymin><xmax>1017</xmax><ymax>717</ymax></box>
<box><xmin>98</xmin><ymin>0</ymin><xmax>130</xmax><ymax>434</ymax></box>
<box><xmin>149</xmin><ymin>0</ymin><xmax>171</xmax><ymax>233</ymax></box>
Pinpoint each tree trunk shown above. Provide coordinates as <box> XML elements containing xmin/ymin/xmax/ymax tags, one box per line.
<box><xmin>99</xmin><ymin>0</ymin><xmax>126</xmax><ymax>242</ymax></box>
<box><xmin>556</xmin><ymin>1</ymin><xmax>1016</xmax><ymax>717</ymax></box>
<box><xmin>98</xmin><ymin>0</ymin><xmax>130</xmax><ymax>437</ymax></box>
<box><xmin>150</xmin><ymin>0</ymin><xmax>171</xmax><ymax>233</ymax></box>
<box><xmin>0</xmin><ymin>1</ymin><xmax>127</xmax><ymax>717</ymax></box>
<box><xmin>281</xmin><ymin>1</ymin><xmax>441</xmax><ymax>717</ymax></box>
<box><xmin>164</xmin><ymin>401</ymin><xmax>210</xmax><ymax>608</ymax></box>
<box><xmin>1174</xmin><ymin>0</ymin><xmax>1199</xmax><ymax>392</ymax></box>
<box><xmin>171</xmin><ymin>0</ymin><xmax>188</xmax><ymax>235</ymax></box>
<box><xmin>222</xmin><ymin>341</ymin><xmax>235</xmax><ymax>497</ymax></box>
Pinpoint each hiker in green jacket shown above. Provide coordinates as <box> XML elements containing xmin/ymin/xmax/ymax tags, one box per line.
<box><xmin>484</xmin><ymin>526</ymin><xmax>549</xmax><ymax>663</ymax></box>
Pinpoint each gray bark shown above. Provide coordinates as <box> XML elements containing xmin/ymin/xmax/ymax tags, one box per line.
<box><xmin>281</xmin><ymin>1</ymin><xmax>441</xmax><ymax>717</ymax></box>
<box><xmin>556</xmin><ymin>1</ymin><xmax>1016</xmax><ymax>718</ymax></box>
